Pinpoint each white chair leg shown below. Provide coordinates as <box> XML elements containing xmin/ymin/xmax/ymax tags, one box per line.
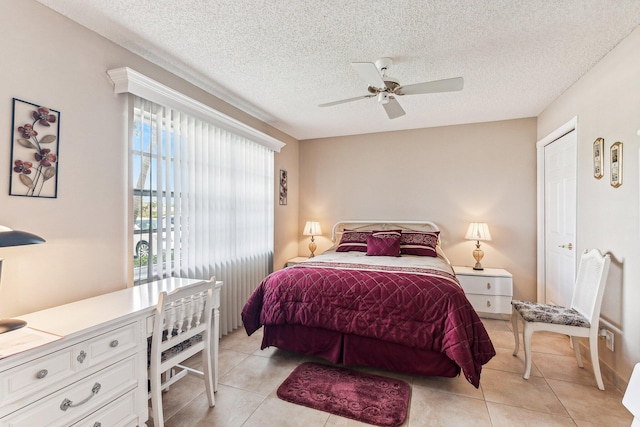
<box><xmin>523</xmin><ymin>323</ymin><xmax>534</xmax><ymax>380</ymax></box>
<box><xmin>590</xmin><ymin>337</ymin><xmax>605</xmax><ymax>390</ymax></box>
<box><xmin>202</xmin><ymin>339</ymin><xmax>215</xmax><ymax>407</ymax></box>
<box><xmin>511</xmin><ymin>310</ymin><xmax>520</xmax><ymax>356</ymax></box>
<box><xmin>571</xmin><ymin>336</ymin><xmax>584</xmax><ymax>368</ymax></box>
<box><xmin>150</xmin><ymin>376</ymin><xmax>164</xmax><ymax>427</ymax></box>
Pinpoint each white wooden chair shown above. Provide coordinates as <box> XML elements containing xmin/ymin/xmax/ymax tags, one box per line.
<box><xmin>149</xmin><ymin>278</ymin><xmax>216</xmax><ymax>426</ymax></box>
<box><xmin>511</xmin><ymin>249</ymin><xmax>611</xmax><ymax>390</ymax></box>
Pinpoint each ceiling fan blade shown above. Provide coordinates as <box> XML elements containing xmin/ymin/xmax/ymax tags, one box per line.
<box><xmin>396</xmin><ymin>77</ymin><xmax>464</xmax><ymax>95</ymax></box>
<box><xmin>319</xmin><ymin>94</ymin><xmax>374</xmax><ymax>107</ymax></box>
<box><xmin>351</xmin><ymin>62</ymin><xmax>385</xmax><ymax>88</ymax></box>
<box><xmin>383</xmin><ymin>97</ymin><xmax>405</xmax><ymax>119</ymax></box>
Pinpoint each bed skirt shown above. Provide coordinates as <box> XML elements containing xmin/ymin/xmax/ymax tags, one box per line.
<box><xmin>262</xmin><ymin>324</ymin><xmax>461</xmax><ymax>378</ymax></box>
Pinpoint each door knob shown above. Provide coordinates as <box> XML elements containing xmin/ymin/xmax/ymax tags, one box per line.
<box><xmin>558</xmin><ymin>243</ymin><xmax>573</xmax><ymax>250</ymax></box>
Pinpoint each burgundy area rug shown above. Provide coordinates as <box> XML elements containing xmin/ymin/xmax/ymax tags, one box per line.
<box><xmin>276</xmin><ymin>362</ymin><xmax>410</xmax><ymax>427</ymax></box>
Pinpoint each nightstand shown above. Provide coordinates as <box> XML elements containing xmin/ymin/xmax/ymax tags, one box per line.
<box><xmin>286</xmin><ymin>256</ymin><xmax>309</xmax><ymax>267</ymax></box>
<box><xmin>453</xmin><ymin>266</ymin><xmax>513</xmax><ymax>316</ymax></box>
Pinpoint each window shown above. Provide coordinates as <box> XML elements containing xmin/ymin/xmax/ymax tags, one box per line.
<box><xmin>132</xmin><ymin>96</ymin><xmax>275</xmax><ymax>334</ymax></box>
<box><xmin>109</xmin><ymin>68</ymin><xmax>284</xmax><ymax>335</ymax></box>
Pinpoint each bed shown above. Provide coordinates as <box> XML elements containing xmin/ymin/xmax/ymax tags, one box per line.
<box><xmin>242</xmin><ymin>220</ymin><xmax>495</xmax><ymax>387</ymax></box>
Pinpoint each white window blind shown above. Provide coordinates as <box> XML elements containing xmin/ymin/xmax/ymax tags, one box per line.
<box><xmin>132</xmin><ymin>96</ymin><xmax>274</xmax><ymax>335</ymax></box>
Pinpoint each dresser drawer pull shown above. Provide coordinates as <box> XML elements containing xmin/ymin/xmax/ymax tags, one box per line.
<box><xmin>486</xmin><ymin>282</ymin><xmax>491</xmax><ymax>290</ymax></box>
<box><xmin>77</xmin><ymin>350</ymin><xmax>87</xmax><ymax>363</ymax></box>
<box><xmin>93</xmin><ymin>423</ymin><xmax>102</xmax><ymax>427</ymax></box>
<box><xmin>486</xmin><ymin>300</ymin><xmax>492</xmax><ymax>307</ymax></box>
<box><xmin>60</xmin><ymin>382</ymin><xmax>101</xmax><ymax>411</ymax></box>
<box><xmin>110</xmin><ymin>339</ymin><xmax>119</xmax><ymax>348</ymax></box>
<box><xmin>36</xmin><ymin>369</ymin><xmax>48</xmax><ymax>379</ymax></box>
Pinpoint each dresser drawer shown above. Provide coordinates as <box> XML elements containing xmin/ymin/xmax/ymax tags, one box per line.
<box><xmin>457</xmin><ymin>274</ymin><xmax>512</xmax><ymax>296</ymax></box>
<box><xmin>465</xmin><ymin>294</ymin><xmax>512</xmax><ymax>314</ymax></box>
<box><xmin>0</xmin><ymin>355</ymin><xmax>138</xmax><ymax>427</ymax></box>
<box><xmin>72</xmin><ymin>389</ymin><xmax>138</xmax><ymax>427</ymax></box>
<box><xmin>0</xmin><ymin>347</ymin><xmax>75</xmax><ymax>408</ymax></box>
<box><xmin>0</xmin><ymin>322</ymin><xmax>138</xmax><ymax>412</ymax></box>
<box><xmin>77</xmin><ymin>322</ymin><xmax>138</xmax><ymax>369</ymax></box>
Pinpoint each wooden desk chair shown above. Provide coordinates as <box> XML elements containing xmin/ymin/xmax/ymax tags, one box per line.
<box><xmin>149</xmin><ymin>278</ymin><xmax>216</xmax><ymax>426</ymax></box>
<box><xmin>511</xmin><ymin>249</ymin><xmax>611</xmax><ymax>390</ymax></box>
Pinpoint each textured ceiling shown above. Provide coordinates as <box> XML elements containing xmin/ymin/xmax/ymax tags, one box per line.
<box><xmin>36</xmin><ymin>0</ymin><xmax>640</xmax><ymax>140</ymax></box>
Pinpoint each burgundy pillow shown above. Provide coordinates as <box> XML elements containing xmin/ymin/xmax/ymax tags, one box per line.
<box><xmin>400</xmin><ymin>231</ymin><xmax>440</xmax><ymax>257</ymax></box>
<box><xmin>336</xmin><ymin>230</ymin><xmax>371</xmax><ymax>252</ymax></box>
<box><xmin>366</xmin><ymin>234</ymin><xmax>401</xmax><ymax>257</ymax></box>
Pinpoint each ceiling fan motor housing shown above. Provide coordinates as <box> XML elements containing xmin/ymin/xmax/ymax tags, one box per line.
<box><xmin>377</xmin><ymin>92</ymin><xmax>390</xmax><ymax>104</ymax></box>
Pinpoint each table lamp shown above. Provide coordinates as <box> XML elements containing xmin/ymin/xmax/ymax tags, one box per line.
<box><xmin>0</xmin><ymin>225</ymin><xmax>46</xmax><ymax>334</ymax></box>
<box><xmin>303</xmin><ymin>221</ymin><xmax>322</xmax><ymax>258</ymax></box>
<box><xmin>465</xmin><ymin>222</ymin><xmax>491</xmax><ymax>270</ymax></box>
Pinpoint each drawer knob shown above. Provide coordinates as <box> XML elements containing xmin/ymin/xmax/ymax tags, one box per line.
<box><xmin>486</xmin><ymin>282</ymin><xmax>491</xmax><ymax>290</ymax></box>
<box><xmin>110</xmin><ymin>339</ymin><xmax>119</xmax><ymax>348</ymax></box>
<box><xmin>36</xmin><ymin>369</ymin><xmax>48</xmax><ymax>379</ymax></box>
<box><xmin>93</xmin><ymin>423</ymin><xmax>102</xmax><ymax>427</ymax></box>
<box><xmin>60</xmin><ymin>382</ymin><xmax>101</xmax><ymax>411</ymax></box>
<box><xmin>77</xmin><ymin>350</ymin><xmax>87</xmax><ymax>363</ymax></box>
<box><xmin>486</xmin><ymin>300</ymin><xmax>492</xmax><ymax>307</ymax></box>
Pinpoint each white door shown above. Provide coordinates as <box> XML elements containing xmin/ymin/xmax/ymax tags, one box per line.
<box><xmin>543</xmin><ymin>130</ymin><xmax>577</xmax><ymax>306</ymax></box>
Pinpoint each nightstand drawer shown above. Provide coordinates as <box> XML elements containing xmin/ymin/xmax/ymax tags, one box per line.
<box><xmin>457</xmin><ymin>275</ymin><xmax>512</xmax><ymax>296</ymax></box>
<box><xmin>465</xmin><ymin>294</ymin><xmax>512</xmax><ymax>314</ymax></box>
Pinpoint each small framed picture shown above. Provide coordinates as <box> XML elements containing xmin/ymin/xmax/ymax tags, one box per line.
<box><xmin>279</xmin><ymin>169</ymin><xmax>288</xmax><ymax>205</ymax></box>
<box><xmin>593</xmin><ymin>138</ymin><xmax>603</xmax><ymax>179</ymax></box>
<box><xmin>610</xmin><ymin>142</ymin><xmax>622</xmax><ymax>188</ymax></box>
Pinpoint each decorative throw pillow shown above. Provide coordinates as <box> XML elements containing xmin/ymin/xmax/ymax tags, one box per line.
<box><xmin>371</xmin><ymin>230</ymin><xmax>402</xmax><ymax>239</ymax></box>
<box><xmin>400</xmin><ymin>231</ymin><xmax>440</xmax><ymax>257</ymax></box>
<box><xmin>336</xmin><ymin>230</ymin><xmax>371</xmax><ymax>252</ymax></box>
<box><xmin>366</xmin><ymin>234</ymin><xmax>401</xmax><ymax>257</ymax></box>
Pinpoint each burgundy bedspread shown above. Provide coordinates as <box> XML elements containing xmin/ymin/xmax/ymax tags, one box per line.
<box><xmin>242</xmin><ymin>261</ymin><xmax>495</xmax><ymax>387</ymax></box>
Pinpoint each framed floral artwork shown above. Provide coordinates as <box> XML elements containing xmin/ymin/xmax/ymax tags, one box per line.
<box><xmin>593</xmin><ymin>137</ymin><xmax>603</xmax><ymax>179</ymax></box>
<box><xmin>279</xmin><ymin>169</ymin><xmax>287</xmax><ymax>205</ymax></box>
<box><xmin>9</xmin><ymin>98</ymin><xmax>60</xmax><ymax>198</ymax></box>
<box><xmin>610</xmin><ymin>141</ymin><xmax>622</xmax><ymax>188</ymax></box>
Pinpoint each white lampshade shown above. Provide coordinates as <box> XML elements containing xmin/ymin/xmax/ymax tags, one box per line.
<box><xmin>303</xmin><ymin>221</ymin><xmax>322</xmax><ymax>236</ymax></box>
<box><xmin>465</xmin><ymin>222</ymin><xmax>492</xmax><ymax>241</ymax></box>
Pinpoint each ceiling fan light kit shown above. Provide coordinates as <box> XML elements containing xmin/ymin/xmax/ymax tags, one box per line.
<box><xmin>320</xmin><ymin>57</ymin><xmax>464</xmax><ymax>120</ymax></box>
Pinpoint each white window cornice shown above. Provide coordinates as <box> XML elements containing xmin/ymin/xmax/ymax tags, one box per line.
<box><xmin>107</xmin><ymin>67</ymin><xmax>286</xmax><ymax>152</ymax></box>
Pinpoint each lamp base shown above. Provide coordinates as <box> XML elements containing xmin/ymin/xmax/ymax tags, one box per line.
<box><xmin>308</xmin><ymin>237</ymin><xmax>317</xmax><ymax>258</ymax></box>
<box><xmin>0</xmin><ymin>318</ymin><xmax>27</xmax><ymax>334</ymax></box>
<box><xmin>472</xmin><ymin>242</ymin><xmax>484</xmax><ymax>271</ymax></box>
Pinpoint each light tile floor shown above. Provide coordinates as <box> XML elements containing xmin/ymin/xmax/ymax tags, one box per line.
<box><xmin>148</xmin><ymin>318</ymin><xmax>633</xmax><ymax>426</ymax></box>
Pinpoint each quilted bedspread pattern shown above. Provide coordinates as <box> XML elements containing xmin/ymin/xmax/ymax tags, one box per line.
<box><xmin>242</xmin><ymin>262</ymin><xmax>495</xmax><ymax>387</ymax></box>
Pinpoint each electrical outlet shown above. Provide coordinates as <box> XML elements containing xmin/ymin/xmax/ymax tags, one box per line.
<box><xmin>604</xmin><ymin>329</ymin><xmax>615</xmax><ymax>351</ymax></box>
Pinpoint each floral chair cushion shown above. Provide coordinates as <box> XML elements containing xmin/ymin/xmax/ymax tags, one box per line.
<box><xmin>147</xmin><ymin>329</ymin><xmax>203</xmax><ymax>368</ymax></box>
<box><xmin>511</xmin><ymin>299</ymin><xmax>590</xmax><ymax>328</ymax></box>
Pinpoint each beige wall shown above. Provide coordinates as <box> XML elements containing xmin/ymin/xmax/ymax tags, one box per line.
<box><xmin>298</xmin><ymin>118</ymin><xmax>538</xmax><ymax>302</ymax></box>
<box><xmin>538</xmin><ymin>25</ymin><xmax>640</xmax><ymax>386</ymax></box>
<box><xmin>274</xmin><ymin>140</ymin><xmax>300</xmax><ymax>270</ymax></box>
<box><xmin>0</xmin><ymin>0</ymin><xmax>297</xmax><ymax>318</ymax></box>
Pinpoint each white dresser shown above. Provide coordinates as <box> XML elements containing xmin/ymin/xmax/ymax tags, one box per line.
<box><xmin>453</xmin><ymin>266</ymin><xmax>513</xmax><ymax>316</ymax></box>
<box><xmin>0</xmin><ymin>278</ymin><xmax>222</xmax><ymax>427</ymax></box>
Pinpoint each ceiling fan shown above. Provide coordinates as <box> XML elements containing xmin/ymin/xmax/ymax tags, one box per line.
<box><xmin>319</xmin><ymin>58</ymin><xmax>464</xmax><ymax>119</ymax></box>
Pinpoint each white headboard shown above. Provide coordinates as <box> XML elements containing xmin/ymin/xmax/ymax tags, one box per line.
<box><xmin>331</xmin><ymin>220</ymin><xmax>440</xmax><ymax>242</ymax></box>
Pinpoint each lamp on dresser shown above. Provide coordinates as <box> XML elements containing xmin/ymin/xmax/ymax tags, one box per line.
<box><xmin>465</xmin><ymin>222</ymin><xmax>491</xmax><ymax>271</ymax></box>
<box><xmin>0</xmin><ymin>225</ymin><xmax>45</xmax><ymax>334</ymax></box>
<box><xmin>303</xmin><ymin>221</ymin><xmax>322</xmax><ymax>258</ymax></box>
